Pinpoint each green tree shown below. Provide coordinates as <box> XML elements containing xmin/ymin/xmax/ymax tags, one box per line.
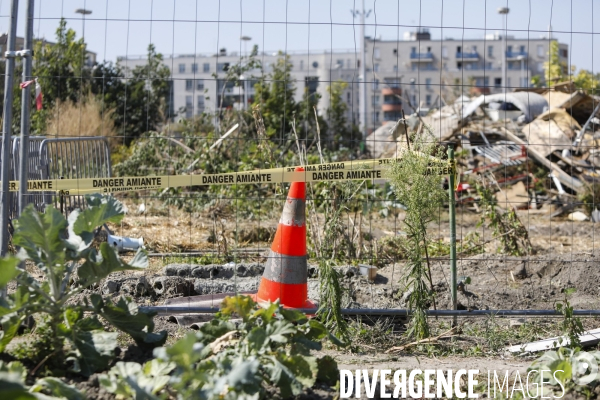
<box><xmin>297</xmin><ymin>80</ymin><xmax>326</xmax><ymax>146</ymax></box>
<box><xmin>543</xmin><ymin>41</ymin><xmax>567</xmax><ymax>85</ymax></box>
<box><xmin>109</xmin><ymin>44</ymin><xmax>171</xmax><ymax>144</ymax></box>
<box><xmin>252</xmin><ymin>53</ymin><xmax>298</xmax><ymax>142</ymax></box>
<box><xmin>572</xmin><ymin>69</ymin><xmax>600</xmax><ymax>94</ymax></box>
<box><xmin>326</xmin><ymin>81</ymin><xmax>360</xmax><ymax>149</ymax></box>
<box><xmin>32</xmin><ymin>19</ymin><xmax>89</xmax><ymax>133</ymax></box>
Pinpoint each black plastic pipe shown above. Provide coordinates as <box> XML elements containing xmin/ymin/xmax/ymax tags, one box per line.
<box><xmin>140</xmin><ymin>306</ymin><xmax>600</xmax><ymax>317</ymax></box>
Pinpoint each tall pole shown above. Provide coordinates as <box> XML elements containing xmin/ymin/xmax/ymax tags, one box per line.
<box><xmin>359</xmin><ymin>0</ymin><xmax>367</xmax><ymax>144</ymax></box>
<box><xmin>19</xmin><ymin>0</ymin><xmax>35</xmax><ymax>215</ymax></box>
<box><xmin>501</xmin><ymin>15</ymin><xmax>505</xmax><ymax>92</ymax></box>
<box><xmin>0</xmin><ymin>0</ymin><xmax>20</xmax><ymax>269</ymax></box>
<box><xmin>498</xmin><ymin>8</ymin><xmax>509</xmax><ymax>93</ymax></box>
<box><xmin>448</xmin><ymin>144</ymin><xmax>457</xmax><ymax>328</ymax></box>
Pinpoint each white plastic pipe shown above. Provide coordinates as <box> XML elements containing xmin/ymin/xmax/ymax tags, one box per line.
<box><xmin>107</xmin><ymin>234</ymin><xmax>144</xmax><ymax>252</ymax></box>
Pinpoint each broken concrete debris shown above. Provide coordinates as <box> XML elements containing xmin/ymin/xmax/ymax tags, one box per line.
<box><xmin>395</xmin><ymin>81</ymin><xmax>600</xmax><ymax>219</ymax></box>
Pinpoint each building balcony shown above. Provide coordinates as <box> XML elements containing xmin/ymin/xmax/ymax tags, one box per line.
<box><xmin>456</xmin><ymin>52</ymin><xmax>480</xmax><ymax>60</ymax></box>
<box><xmin>381</xmin><ymin>103</ymin><xmax>402</xmax><ymax>112</ymax></box>
<box><xmin>506</xmin><ymin>51</ymin><xmax>528</xmax><ymax>61</ymax></box>
<box><xmin>410</xmin><ymin>52</ymin><xmax>433</xmax><ymax>62</ymax></box>
<box><xmin>381</xmin><ymin>87</ymin><xmax>402</xmax><ymax>96</ymax></box>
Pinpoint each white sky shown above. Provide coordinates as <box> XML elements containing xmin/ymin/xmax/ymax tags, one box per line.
<box><xmin>0</xmin><ymin>0</ymin><xmax>598</xmax><ymax>72</ymax></box>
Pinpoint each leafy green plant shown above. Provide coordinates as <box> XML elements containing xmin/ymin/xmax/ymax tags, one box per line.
<box><xmin>99</xmin><ymin>360</ymin><xmax>175</xmax><ymax>399</ymax></box>
<box><xmin>0</xmin><ymin>360</ymin><xmax>85</xmax><ymax>399</ymax></box>
<box><xmin>1</xmin><ymin>194</ymin><xmax>166</xmax><ymax>376</ymax></box>
<box><xmin>387</xmin><ymin>139</ymin><xmax>446</xmax><ymax>340</ymax></box>
<box><xmin>476</xmin><ymin>183</ymin><xmax>531</xmax><ymax>256</ymax></box>
<box><xmin>528</xmin><ymin>348</ymin><xmax>600</xmax><ymax>397</ymax></box>
<box><xmin>555</xmin><ymin>288</ymin><xmax>585</xmax><ymax>349</ymax></box>
<box><xmin>100</xmin><ymin>295</ymin><xmax>340</xmax><ymax>399</ymax></box>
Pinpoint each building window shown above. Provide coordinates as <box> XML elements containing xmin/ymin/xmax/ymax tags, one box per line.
<box><xmin>197</xmin><ymin>95</ymin><xmax>205</xmax><ymax>112</ymax></box>
<box><xmin>441</xmin><ymin>46</ymin><xmax>448</xmax><ymax>58</ymax></box>
<box><xmin>537</xmin><ymin>45</ymin><xmax>544</xmax><ymax>57</ymax></box>
<box><xmin>373</xmin><ymin>95</ymin><xmax>380</xmax><ymax>105</ymax></box>
<box><xmin>374</xmin><ymin>48</ymin><xmax>381</xmax><ymax>59</ymax></box>
<box><xmin>374</xmin><ymin>64</ymin><xmax>380</xmax><ymax>72</ymax></box>
<box><xmin>425</xmin><ymin>78</ymin><xmax>432</xmax><ymax>89</ymax></box>
<box><xmin>411</xmin><ymin>46</ymin><xmax>416</xmax><ymax>54</ymax></box>
<box><xmin>457</xmin><ymin>62</ymin><xmax>462</xmax><ymax>69</ymax></box>
<box><xmin>393</xmin><ymin>65</ymin><xmax>398</xmax><ymax>72</ymax></box>
<box><xmin>185</xmin><ymin>95</ymin><xmax>193</xmax><ymax>118</ymax></box>
<box><xmin>425</xmin><ymin>94</ymin><xmax>432</xmax><ymax>106</ymax></box>
<box><xmin>203</xmin><ymin>63</ymin><xmax>210</xmax><ymax>72</ymax></box>
<box><xmin>560</xmin><ymin>49</ymin><xmax>568</xmax><ymax>58</ymax></box>
<box><xmin>385</xmin><ymin>77</ymin><xmax>401</xmax><ymax>88</ymax></box>
<box><xmin>185</xmin><ymin>80</ymin><xmax>193</xmax><ymax>91</ymax></box>
<box><xmin>519</xmin><ymin>45</ymin><xmax>526</xmax><ymax>53</ymax></box>
<box><xmin>347</xmin><ymin>59</ymin><xmax>352</xmax><ymax>69</ymax></box>
<box><xmin>456</xmin><ymin>46</ymin><xmax>462</xmax><ymax>53</ymax></box>
<box><xmin>305</xmin><ymin>76</ymin><xmax>319</xmax><ymax>96</ymax></box>
<box><xmin>299</xmin><ymin>60</ymin><xmax>304</xmax><ymax>70</ymax></box>
<box><xmin>178</xmin><ymin>63</ymin><xmax>185</xmax><ymax>73</ymax></box>
<box><xmin>486</xmin><ymin>62</ymin><xmax>493</xmax><ymax>69</ymax></box>
<box><xmin>507</xmin><ymin>45</ymin><xmax>513</xmax><ymax>53</ymax></box>
<box><xmin>347</xmin><ymin>92</ymin><xmax>351</xmax><ymax>102</ymax></box>
<box><xmin>494</xmin><ymin>78</ymin><xmax>502</xmax><ymax>88</ymax></box>
<box><xmin>488</xmin><ymin>46</ymin><xmax>493</xmax><ymax>57</ymax></box>
<box><xmin>537</xmin><ymin>61</ymin><xmax>544</xmax><ymax>72</ymax></box>
<box><xmin>217</xmin><ymin>63</ymin><xmax>230</xmax><ymax>72</ymax></box>
<box><xmin>197</xmin><ymin>80</ymin><xmax>204</xmax><ymax>90</ymax></box>
<box><xmin>383</xmin><ymin>94</ymin><xmax>401</xmax><ymax>104</ymax></box>
<box><xmin>191</xmin><ymin>63</ymin><xmax>198</xmax><ymax>73</ymax></box>
<box><xmin>411</xmin><ymin>95</ymin><xmax>416</xmax><ymax>105</ymax></box>
<box><xmin>384</xmin><ymin>111</ymin><xmax>402</xmax><ymax>121</ymax></box>
<box><xmin>372</xmin><ymin>111</ymin><xmax>380</xmax><ymax>122</ymax></box>
<box><xmin>372</xmin><ymin>79</ymin><xmax>379</xmax><ymax>90</ymax></box>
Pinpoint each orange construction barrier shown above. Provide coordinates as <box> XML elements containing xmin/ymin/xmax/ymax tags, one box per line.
<box><xmin>255</xmin><ymin>167</ymin><xmax>316</xmax><ymax>308</ymax></box>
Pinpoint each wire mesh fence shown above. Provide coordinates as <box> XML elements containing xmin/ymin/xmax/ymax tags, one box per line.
<box><xmin>1</xmin><ymin>0</ymin><xmax>599</xmax><ymax>322</ymax></box>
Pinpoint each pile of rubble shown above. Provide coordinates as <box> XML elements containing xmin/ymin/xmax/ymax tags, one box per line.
<box><xmin>369</xmin><ymin>82</ymin><xmax>600</xmax><ymax>220</ymax></box>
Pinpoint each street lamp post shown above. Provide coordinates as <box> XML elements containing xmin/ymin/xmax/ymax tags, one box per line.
<box><xmin>240</xmin><ymin>35</ymin><xmax>251</xmax><ymax>57</ymax></box>
<box><xmin>498</xmin><ymin>7</ymin><xmax>509</xmax><ymax>93</ymax></box>
<box><xmin>239</xmin><ymin>74</ymin><xmax>248</xmax><ymax>110</ymax></box>
<box><xmin>351</xmin><ymin>1</ymin><xmax>371</xmax><ymax>147</ymax></box>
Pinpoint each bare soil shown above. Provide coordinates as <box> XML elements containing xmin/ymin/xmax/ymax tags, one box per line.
<box><xmin>12</xmin><ymin>196</ymin><xmax>600</xmax><ymax>398</ymax></box>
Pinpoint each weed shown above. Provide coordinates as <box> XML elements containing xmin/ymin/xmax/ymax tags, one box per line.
<box><xmin>476</xmin><ymin>179</ymin><xmax>531</xmax><ymax>256</ymax></box>
<box><xmin>555</xmin><ymin>288</ymin><xmax>585</xmax><ymax>349</ymax></box>
<box><xmin>387</xmin><ymin>136</ymin><xmax>446</xmax><ymax>340</ymax></box>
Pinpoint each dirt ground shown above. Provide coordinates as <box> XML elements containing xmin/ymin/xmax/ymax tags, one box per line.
<box><xmin>20</xmin><ymin>196</ymin><xmax>599</xmax><ymax>398</ymax></box>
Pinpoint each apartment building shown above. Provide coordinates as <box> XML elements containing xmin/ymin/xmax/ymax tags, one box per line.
<box><xmin>119</xmin><ymin>29</ymin><xmax>567</xmax><ymax>131</ymax></box>
<box><xmin>363</xmin><ymin>29</ymin><xmax>568</xmax><ymax>128</ymax></box>
<box><xmin>120</xmin><ymin>49</ymin><xmax>359</xmax><ymax>125</ymax></box>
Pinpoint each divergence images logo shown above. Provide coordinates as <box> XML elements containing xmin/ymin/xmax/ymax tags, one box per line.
<box><xmin>339</xmin><ymin>351</ymin><xmax>600</xmax><ymax>399</ymax></box>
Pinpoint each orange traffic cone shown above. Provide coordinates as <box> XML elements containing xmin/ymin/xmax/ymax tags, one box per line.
<box><xmin>255</xmin><ymin>167</ymin><xmax>315</xmax><ymax>309</ymax></box>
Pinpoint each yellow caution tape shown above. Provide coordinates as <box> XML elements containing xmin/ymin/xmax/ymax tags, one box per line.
<box><xmin>5</xmin><ymin>155</ymin><xmax>454</xmax><ymax>195</ymax></box>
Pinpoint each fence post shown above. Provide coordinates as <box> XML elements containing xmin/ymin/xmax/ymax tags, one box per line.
<box><xmin>448</xmin><ymin>144</ymin><xmax>457</xmax><ymax>327</ymax></box>
<box><xmin>0</xmin><ymin>0</ymin><xmax>20</xmax><ymax>297</ymax></box>
<box><xmin>18</xmin><ymin>0</ymin><xmax>35</xmax><ymax>215</ymax></box>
